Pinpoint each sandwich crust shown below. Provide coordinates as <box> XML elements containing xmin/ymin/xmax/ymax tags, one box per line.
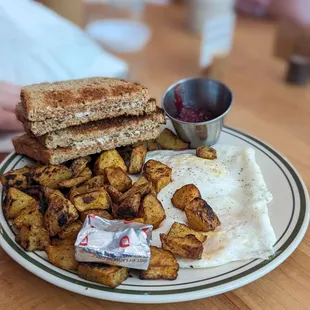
<box><xmin>38</xmin><ymin>108</ymin><xmax>165</xmax><ymax>149</ymax></box>
<box><xmin>20</xmin><ymin>77</ymin><xmax>151</xmax><ymax>122</ymax></box>
<box><xmin>13</xmin><ymin>127</ymin><xmax>162</xmax><ymax>165</ymax></box>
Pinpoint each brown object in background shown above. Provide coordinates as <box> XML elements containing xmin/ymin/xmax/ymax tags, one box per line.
<box><xmin>274</xmin><ymin>19</ymin><xmax>310</xmax><ymax>61</ymax></box>
<box><xmin>37</xmin><ymin>0</ymin><xmax>85</xmax><ymax>28</ymax></box>
<box><xmin>201</xmin><ymin>55</ymin><xmax>229</xmax><ymax>80</ymax></box>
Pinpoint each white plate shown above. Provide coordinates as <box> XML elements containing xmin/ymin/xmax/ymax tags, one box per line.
<box><xmin>0</xmin><ymin>125</ymin><xmax>309</xmax><ymax>303</ymax></box>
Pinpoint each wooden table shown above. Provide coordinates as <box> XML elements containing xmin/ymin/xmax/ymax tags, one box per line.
<box><xmin>1</xmin><ymin>4</ymin><xmax>310</xmax><ymax>310</ymax></box>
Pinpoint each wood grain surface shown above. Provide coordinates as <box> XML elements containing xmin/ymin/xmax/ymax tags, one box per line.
<box><xmin>1</xmin><ymin>3</ymin><xmax>310</xmax><ymax>310</ymax></box>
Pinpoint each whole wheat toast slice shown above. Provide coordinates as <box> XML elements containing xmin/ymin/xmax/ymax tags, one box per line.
<box><xmin>37</xmin><ymin>108</ymin><xmax>165</xmax><ymax>149</ymax></box>
<box><xmin>13</xmin><ymin>126</ymin><xmax>162</xmax><ymax>165</ymax></box>
<box><xmin>16</xmin><ymin>98</ymin><xmax>157</xmax><ymax>136</ymax></box>
<box><xmin>19</xmin><ymin>77</ymin><xmax>151</xmax><ymax>122</ymax></box>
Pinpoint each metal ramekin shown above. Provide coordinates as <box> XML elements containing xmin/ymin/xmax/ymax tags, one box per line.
<box><xmin>162</xmin><ymin>77</ymin><xmax>233</xmax><ymax>148</ymax></box>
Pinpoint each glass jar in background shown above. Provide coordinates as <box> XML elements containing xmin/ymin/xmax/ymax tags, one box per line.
<box><xmin>186</xmin><ymin>0</ymin><xmax>236</xmax><ymax>81</ymax></box>
<box><xmin>85</xmin><ymin>0</ymin><xmax>151</xmax><ymax>54</ymax></box>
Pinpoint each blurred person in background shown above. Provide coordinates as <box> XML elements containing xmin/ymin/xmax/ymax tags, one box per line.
<box><xmin>0</xmin><ymin>83</ymin><xmax>23</xmax><ymax>132</ymax></box>
<box><xmin>236</xmin><ymin>0</ymin><xmax>310</xmax><ymax>25</ymax></box>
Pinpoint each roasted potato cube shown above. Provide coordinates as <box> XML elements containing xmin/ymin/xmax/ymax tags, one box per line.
<box><xmin>78</xmin><ymin>263</ymin><xmax>128</xmax><ymax>288</ymax></box>
<box><xmin>171</xmin><ymin>184</ymin><xmax>201</xmax><ymax>210</ymax></box>
<box><xmin>78</xmin><ymin>167</ymin><xmax>92</xmax><ymax>179</ymax></box>
<box><xmin>104</xmin><ymin>185</ymin><xmax>122</xmax><ymax>203</ymax></box>
<box><xmin>196</xmin><ymin>146</ymin><xmax>217</xmax><ymax>160</ymax></box>
<box><xmin>69</xmin><ymin>175</ymin><xmax>106</xmax><ymax>200</ymax></box>
<box><xmin>44</xmin><ymin>191</ymin><xmax>79</xmax><ymax>236</ymax></box>
<box><xmin>46</xmin><ymin>245</ymin><xmax>78</xmax><ymax>271</ymax></box>
<box><xmin>16</xmin><ymin>225</ymin><xmax>50</xmax><ymax>251</ymax></box>
<box><xmin>51</xmin><ymin>238</ymin><xmax>75</xmax><ymax>246</ymax></box>
<box><xmin>124</xmin><ymin>218</ymin><xmax>145</xmax><ymax>224</ymax></box>
<box><xmin>139</xmin><ymin>246</ymin><xmax>179</xmax><ymax>280</ymax></box>
<box><xmin>79</xmin><ymin>209</ymin><xmax>112</xmax><ymax>222</ymax></box>
<box><xmin>160</xmin><ymin>234</ymin><xmax>203</xmax><ymax>259</ymax></box>
<box><xmin>128</xmin><ymin>145</ymin><xmax>147</xmax><ymax>174</ymax></box>
<box><xmin>168</xmin><ymin>222</ymin><xmax>207</xmax><ymax>243</ymax></box>
<box><xmin>132</xmin><ymin>176</ymin><xmax>157</xmax><ymax>195</ymax></box>
<box><xmin>20</xmin><ymin>186</ymin><xmax>48</xmax><ymax>214</ymax></box>
<box><xmin>33</xmin><ymin>165</ymin><xmax>72</xmax><ymax>188</ymax></box>
<box><xmin>72</xmin><ymin>188</ymin><xmax>111</xmax><ymax>212</ymax></box>
<box><xmin>112</xmin><ymin>193</ymin><xmax>141</xmax><ymax>219</ymax></box>
<box><xmin>58</xmin><ymin>220</ymin><xmax>82</xmax><ymax>239</ymax></box>
<box><xmin>157</xmin><ymin>129</ymin><xmax>189</xmax><ymax>150</ymax></box>
<box><xmin>185</xmin><ymin>198</ymin><xmax>221</xmax><ymax>232</ymax></box>
<box><xmin>58</xmin><ymin>176</ymin><xmax>88</xmax><ymax>188</ymax></box>
<box><xmin>139</xmin><ymin>193</ymin><xmax>166</xmax><ymax>229</ymax></box>
<box><xmin>70</xmin><ymin>156</ymin><xmax>91</xmax><ymax>177</ymax></box>
<box><xmin>1</xmin><ymin>167</ymin><xmax>33</xmax><ymax>191</ymax></box>
<box><xmin>94</xmin><ymin>149</ymin><xmax>127</xmax><ymax>175</ymax></box>
<box><xmin>13</xmin><ymin>203</ymin><xmax>43</xmax><ymax>229</ymax></box>
<box><xmin>104</xmin><ymin>167</ymin><xmax>132</xmax><ymax>193</ymax></box>
<box><xmin>146</xmin><ymin>139</ymin><xmax>160</xmax><ymax>151</ymax></box>
<box><xmin>5</xmin><ymin>188</ymin><xmax>37</xmax><ymax>219</ymax></box>
<box><xmin>118</xmin><ymin>180</ymin><xmax>153</xmax><ymax>202</ymax></box>
<box><xmin>143</xmin><ymin>160</ymin><xmax>172</xmax><ymax>193</ymax></box>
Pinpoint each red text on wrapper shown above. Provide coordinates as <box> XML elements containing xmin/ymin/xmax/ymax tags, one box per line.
<box><xmin>119</xmin><ymin>236</ymin><xmax>130</xmax><ymax>248</ymax></box>
<box><xmin>79</xmin><ymin>235</ymin><xmax>88</xmax><ymax>246</ymax></box>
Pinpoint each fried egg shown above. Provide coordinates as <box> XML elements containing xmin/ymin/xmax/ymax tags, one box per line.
<box><xmin>144</xmin><ymin>145</ymin><xmax>276</xmax><ymax>268</ymax></box>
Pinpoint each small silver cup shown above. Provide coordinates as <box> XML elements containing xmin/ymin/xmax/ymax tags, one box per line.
<box><xmin>162</xmin><ymin>77</ymin><xmax>233</xmax><ymax>148</ymax></box>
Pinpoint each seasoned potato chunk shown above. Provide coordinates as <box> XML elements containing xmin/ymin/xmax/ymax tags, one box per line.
<box><xmin>58</xmin><ymin>220</ymin><xmax>82</xmax><ymax>239</ymax></box>
<box><xmin>143</xmin><ymin>160</ymin><xmax>172</xmax><ymax>193</ymax></box>
<box><xmin>58</xmin><ymin>176</ymin><xmax>88</xmax><ymax>188</ymax></box>
<box><xmin>70</xmin><ymin>156</ymin><xmax>91</xmax><ymax>177</ymax></box>
<box><xmin>146</xmin><ymin>139</ymin><xmax>160</xmax><ymax>151</ymax></box>
<box><xmin>79</xmin><ymin>209</ymin><xmax>112</xmax><ymax>222</ymax></box>
<box><xmin>139</xmin><ymin>193</ymin><xmax>166</xmax><ymax>229</ymax></box>
<box><xmin>185</xmin><ymin>198</ymin><xmax>221</xmax><ymax>232</ymax></box>
<box><xmin>44</xmin><ymin>190</ymin><xmax>79</xmax><ymax>236</ymax></box>
<box><xmin>104</xmin><ymin>185</ymin><xmax>122</xmax><ymax>203</ymax></box>
<box><xmin>140</xmin><ymin>246</ymin><xmax>179</xmax><ymax>280</ymax></box>
<box><xmin>13</xmin><ymin>203</ymin><xmax>43</xmax><ymax>229</ymax></box>
<box><xmin>20</xmin><ymin>185</ymin><xmax>48</xmax><ymax>214</ymax></box>
<box><xmin>72</xmin><ymin>188</ymin><xmax>111</xmax><ymax>212</ymax></box>
<box><xmin>94</xmin><ymin>149</ymin><xmax>127</xmax><ymax>175</ymax></box>
<box><xmin>171</xmin><ymin>184</ymin><xmax>201</xmax><ymax>210</ymax></box>
<box><xmin>196</xmin><ymin>146</ymin><xmax>217</xmax><ymax>160</ymax></box>
<box><xmin>78</xmin><ymin>263</ymin><xmax>128</xmax><ymax>288</ymax></box>
<box><xmin>168</xmin><ymin>222</ymin><xmax>207</xmax><ymax>243</ymax></box>
<box><xmin>104</xmin><ymin>167</ymin><xmax>132</xmax><ymax>193</ymax></box>
<box><xmin>16</xmin><ymin>225</ymin><xmax>50</xmax><ymax>251</ymax></box>
<box><xmin>5</xmin><ymin>188</ymin><xmax>37</xmax><ymax>219</ymax></box>
<box><xmin>112</xmin><ymin>193</ymin><xmax>141</xmax><ymax>219</ymax></box>
<box><xmin>51</xmin><ymin>238</ymin><xmax>75</xmax><ymax>246</ymax></box>
<box><xmin>128</xmin><ymin>145</ymin><xmax>147</xmax><ymax>174</ymax></box>
<box><xmin>124</xmin><ymin>218</ymin><xmax>145</xmax><ymax>224</ymax></box>
<box><xmin>157</xmin><ymin>129</ymin><xmax>189</xmax><ymax>150</ymax></box>
<box><xmin>46</xmin><ymin>245</ymin><xmax>78</xmax><ymax>271</ymax></box>
<box><xmin>69</xmin><ymin>175</ymin><xmax>106</xmax><ymax>200</ymax></box>
<box><xmin>119</xmin><ymin>181</ymin><xmax>153</xmax><ymax>202</ymax></box>
<box><xmin>132</xmin><ymin>176</ymin><xmax>156</xmax><ymax>195</ymax></box>
<box><xmin>160</xmin><ymin>234</ymin><xmax>203</xmax><ymax>259</ymax></box>
<box><xmin>78</xmin><ymin>167</ymin><xmax>92</xmax><ymax>179</ymax></box>
<box><xmin>1</xmin><ymin>167</ymin><xmax>32</xmax><ymax>191</ymax></box>
<box><xmin>33</xmin><ymin>165</ymin><xmax>72</xmax><ymax>188</ymax></box>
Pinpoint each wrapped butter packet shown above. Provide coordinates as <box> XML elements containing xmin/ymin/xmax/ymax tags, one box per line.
<box><xmin>75</xmin><ymin>215</ymin><xmax>152</xmax><ymax>270</ymax></box>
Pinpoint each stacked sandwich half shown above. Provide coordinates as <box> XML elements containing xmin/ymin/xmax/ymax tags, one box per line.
<box><xmin>14</xmin><ymin>78</ymin><xmax>165</xmax><ymax>164</ymax></box>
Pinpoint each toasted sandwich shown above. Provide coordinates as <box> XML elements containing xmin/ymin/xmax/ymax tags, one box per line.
<box><xmin>16</xmin><ymin>77</ymin><xmax>156</xmax><ymax>136</ymax></box>
<box><xmin>13</xmin><ymin>110</ymin><xmax>165</xmax><ymax>165</ymax></box>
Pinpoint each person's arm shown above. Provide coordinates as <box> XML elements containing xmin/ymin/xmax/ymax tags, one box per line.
<box><xmin>0</xmin><ymin>82</ymin><xmax>23</xmax><ymax>132</ymax></box>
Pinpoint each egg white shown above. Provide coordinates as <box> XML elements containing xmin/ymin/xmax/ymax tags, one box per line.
<box><xmin>144</xmin><ymin>145</ymin><xmax>276</xmax><ymax>268</ymax></box>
